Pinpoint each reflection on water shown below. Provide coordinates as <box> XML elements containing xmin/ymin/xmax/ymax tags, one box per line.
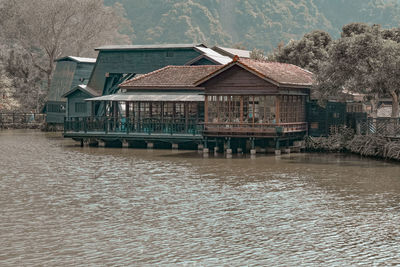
<box><xmin>1</xmin><ymin>130</ymin><xmax>400</xmax><ymax>266</ymax></box>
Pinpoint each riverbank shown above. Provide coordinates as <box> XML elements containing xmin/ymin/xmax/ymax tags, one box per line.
<box><xmin>306</xmin><ymin>133</ymin><xmax>400</xmax><ymax>161</ymax></box>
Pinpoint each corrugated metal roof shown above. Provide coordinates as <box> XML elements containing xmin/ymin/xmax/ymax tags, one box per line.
<box><xmin>212</xmin><ymin>46</ymin><xmax>251</xmax><ymax>58</ymax></box>
<box><xmin>95</xmin><ymin>44</ymin><xmax>206</xmax><ymax>51</ymax></box>
<box><xmin>55</xmin><ymin>56</ymin><xmax>96</xmax><ymax>63</ymax></box>
<box><xmin>86</xmin><ymin>93</ymin><xmax>204</xmax><ymax>102</ymax></box>
<box><xmin>193</xmin><ymin>47</ymin><xmax>232</xmax><ymax>65</ymax></box>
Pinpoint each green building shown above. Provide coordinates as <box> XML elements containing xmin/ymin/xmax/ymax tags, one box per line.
<box><xmin>45</xmin><ymin>56</ymin><xmax>96</xmax><ymax>124</ymax></box>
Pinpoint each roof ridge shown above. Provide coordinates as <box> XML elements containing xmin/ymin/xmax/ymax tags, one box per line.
<box><xmin>120</xmin><ymin>66</ymin><xmax>175</xmax><ymax>86</ymax></box>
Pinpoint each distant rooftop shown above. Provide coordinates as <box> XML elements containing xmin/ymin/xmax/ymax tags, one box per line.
<box><xmin>55</xmin><ymin>56</ymin><xmax>96</xmax><ymax>63</ymax></box>
<box><xmin>95</xmin><ymin>43</ymin><xmax>206</xmax><ymax>51</ymax></box>
<box><xmin>190</xmin><ymin>47</ymin><xmax>232</xmax><ymax>65</ymax></box>
<box><xmin>212</xmin><ymin>46</ymin><xmax>251</xmax><ymax>59</ymax></box>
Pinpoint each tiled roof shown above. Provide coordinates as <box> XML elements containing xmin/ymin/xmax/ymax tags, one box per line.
<box><xmin>238</xmin><ymin>58</ymin><xmax>314</xmax><ymax>86</ymax></box>
<box><xmin>120</xmin><ymin>65</ymin><xmax>222</xmax><ymax>89</ymax></box>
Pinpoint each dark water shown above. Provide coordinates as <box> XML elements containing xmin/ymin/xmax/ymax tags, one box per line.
<box><xmin>1</xmin><ymin>130</ymin><xmax>400</xmax><ymax>266</ymax></box>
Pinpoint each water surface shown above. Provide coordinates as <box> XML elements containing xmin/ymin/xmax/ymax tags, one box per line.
<box><xmin>1</xmin><ymin>130</ymin><xmax>400</xmax><ymax>266</ymax></box>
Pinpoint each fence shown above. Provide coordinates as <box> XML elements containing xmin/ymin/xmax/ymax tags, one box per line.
<box><xmin>357</xmin><ymin>118</ymin><xmax>400</xmax><ymax>137</ymax></box>
<box><xmin>64</xmin><ymin>116</ymin><xmax>203</xmax><ymax>136</ymax></box>
<box><xmin>0</xmin><ymin>113</ymin><xmax>46</xmax><ymax>128</ymax></box>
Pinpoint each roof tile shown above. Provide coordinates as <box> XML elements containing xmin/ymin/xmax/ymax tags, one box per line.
<box><xmin>120</xmin><ymin>65</ymin><xmax>222</xmax><ymax>88</ymax></box>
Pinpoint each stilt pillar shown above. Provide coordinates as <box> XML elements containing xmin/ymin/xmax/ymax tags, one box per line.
<box><xmin>172</xmin><ymin>143</ymin><xmax>179</xmax><ymax>150</ymax></box>
<box><xmin>147</xmin><ymin>142</ymin><xmax>154</xmax><ymax>149</ymax></box>
<box><xmin>122</xmin><ymin>140</ymin><xmax>129</xmax><ymax>148</ymax></box>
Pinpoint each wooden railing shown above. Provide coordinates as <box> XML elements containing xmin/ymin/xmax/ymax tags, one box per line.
<box><xmin>357</xmin><ymin>118</ymin><xmax>400</xmax><ymax>137</ymax></box>
<box><xmin>204</xmin><ymin>122</ymin><xmax>308</xmax><ymax>135</ymax></box>
<box><xmin>64</xmin><ymin>117</ymin><xmax>203</xmax><ymax>136</ymax></box>
<box><xmin>0</xmin><ymin>113</ymin><xmax>46</xmax><ymax>128</ymax></box>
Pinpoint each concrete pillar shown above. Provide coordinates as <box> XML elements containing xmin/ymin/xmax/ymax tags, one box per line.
<box><xmin>147</xmin><ymin>142</ymin><xmax>154</xmax><ymax>149</ymax></box>
<box><xmin>197</xmin><ymin>144</ymin><xmax>204</xmax><ymax>150</ymax></box>
<box><xmin>282</xmin><ymin>148</ymin><xmax>291</xmax><ymax>154</ymax></box>
<box><xmin>122</xmin><ymin>140</ymin><xmax>129</xmax><ymax>148</ymax></box>
<box><xmin>214</xmin><ymin>146</ymin><xmax>219</xmax><ymax>154</ymax></box>
<box><xmin>172</xmin><ymin>143</ymin><xmax>179</xmax><ymax>150</ymax></box>
<box><xmin>226</xmin><ymin>148</ymin><xmax>232</xmax><ymax>155</ymax></box>
<box><xmin>250</xmin><ymin>149</ymin><xmax>256</xmax><ymax>155</ymax></box>
<box><xmin>98</xmin><ymin>140</ymin><xmax>106</xmax><ymax>147</ymax></box>
<box><xmin>275</xmin><ymin>150</ymin><xmax>281</xmax><ymax>156</ymax></box>
<box><xmin>203</xmin><ymin>148</ymin><xmax>209</xmax><ymax>158</ymax></box>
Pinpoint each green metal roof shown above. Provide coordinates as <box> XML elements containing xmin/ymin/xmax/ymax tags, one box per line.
<box><xmin>95</xmin><ymin>44</ymin><xmax>206</xmax><ymax>51</ymax></box>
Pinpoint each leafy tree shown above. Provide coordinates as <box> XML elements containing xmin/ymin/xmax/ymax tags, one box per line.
<box><xmin>250</xmin><ymin>48</ymin><xmax>266</xmax><ymax>61</ymax></box>
<box><xmin>316</xmin><ymin>23</ymin><xmax>400</xmax><ymax>118</ymax></box>
<box><xmin>271</xmin><ymin>30</ymin><xmax>332</xmax><ymax>72</ymax></box>
<box><xmin>0</xmin><ymin>0</ymin><xmax>133</xmax><ymax>92</ymax></box>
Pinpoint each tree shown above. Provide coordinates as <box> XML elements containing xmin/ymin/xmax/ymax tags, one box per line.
<box><xmin>316</xmin><ymin>23</ymin><xmax>400</xmax><ymax>118</ymax></box>
<box><xmin>271</xmin><ymin>30</ymin><xmax>332</xmax><ymax>73</ymax></box>
<box><xmin>0</xmin><ymin>73</ymin><xmax>20</xmax><ymax>111</ymax></box>
<box><xmin>249</xmin><ymin>48</ymin><xmax>266</xmax><ymax>61</ymax></box>
<box><xmin>0</xmin><ymin>0</ymin><xmax>133</xmax><ymax>92</ymax></box>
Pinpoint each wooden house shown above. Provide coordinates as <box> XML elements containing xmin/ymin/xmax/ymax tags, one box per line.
<box><xmin>64</xmin><ymin>56</ymin><xmax>314</xmax><ymax>152</ymax></box>
<box><xmin>195</xmin><ymin>57</ymin><xmax>313</xmax><ymax>151</ymax></box>
<box><xmin>45</xmin><ymin>56</ymin><xmax>96</xmax><ymax>124</ymax></box>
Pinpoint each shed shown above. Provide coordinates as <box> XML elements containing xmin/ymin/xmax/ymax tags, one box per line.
<box><xmin>63</xmin><ymin>85</ymin><xmax>101</xmax><ymax>118</ymax></box>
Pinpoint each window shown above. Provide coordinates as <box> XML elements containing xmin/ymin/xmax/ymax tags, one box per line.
<box><xmin>48</xmin><ymin>103</ymin><xmax>65</xmax><ymax>113</ymax></box>
<box><xmin>75</xmin><ymin>102</ymin><xmax>87</xmax><ymax>113</ymax></box>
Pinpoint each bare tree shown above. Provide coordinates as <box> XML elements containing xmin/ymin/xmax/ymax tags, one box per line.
<box><xmin>0</xmin><ymin>0</ymin><xmax>133</xmax><ymax>91</ymax></box>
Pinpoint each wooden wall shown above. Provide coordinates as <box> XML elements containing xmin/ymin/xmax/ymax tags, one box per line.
<box><xmin>201</xmin><ymin>65</ymin><xmax>279</xmax><ymax>95</ymax></box>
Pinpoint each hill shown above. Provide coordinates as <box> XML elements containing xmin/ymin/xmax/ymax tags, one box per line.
<box><xmin>105</xmin><ymin>0</ymin><xmax>400</xmax><ymax>52</ymax></box>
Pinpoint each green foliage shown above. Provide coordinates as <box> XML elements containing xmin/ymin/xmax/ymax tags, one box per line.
<box><xmin>271</xmin><ymin>30</ymin><xmax>332</xmax><ymax>72</ymax></box>
<box><xmin>106</xmin><ymin>0</ymin><xmax>400</xmax><ymax>52</ymax></box>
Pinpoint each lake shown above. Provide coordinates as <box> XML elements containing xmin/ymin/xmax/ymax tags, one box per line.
<box><xmin>1</xmin><ymin>130</ymin><xmax>400</xmax><ymax>266</ymax></box>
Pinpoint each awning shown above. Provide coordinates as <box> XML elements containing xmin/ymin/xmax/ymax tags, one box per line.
<box><xmin>85</xmin><ymin>93</ymin><xmax>204</xmax><ymax>102</ymax></box>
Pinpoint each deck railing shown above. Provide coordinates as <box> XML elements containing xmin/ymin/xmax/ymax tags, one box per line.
<box><xmin>357</xmin><ymin>118</ymin><xmax>400</xmax><ymax>137</ymax></box>
<box><xmin>204</xmin><ymin>122</ymin><xmax>308</xmax><ymax>135</ymax></box>
<box><xmin>0</xmin><ymin>113</ymin><xmax>46</xmax><ymax>127</ymax></box>
<box><xmin>64</xmin><ymin>117</ymin><xmax>203</xmax><ymax>135</ymax></box>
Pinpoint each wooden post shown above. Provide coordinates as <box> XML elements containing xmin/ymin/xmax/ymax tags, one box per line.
<box><xmin>113</xmin><ymin>101</ymin><xmax>117</xmax><ymax>131</ymax></box>
<box><xmin>276</xmin><ymin>96</ymin><xmax>280</xmax><ymax>124</ymax></box>
<box><xmin>240</xmin><ymin>96</ymin><xmax>243</xmax><ymax>123</ymax></box>
<box><xmin>204</xmin><ymin>96</ymin><xmax>208</xmax><ymax>125</ymax></box>
<box><xmin>252</xmin><ymin>96</ymin><xmax>255</xmax><ymax>125</ymax></box>
<box><xmin>184</xmin><ymin>102</ymin><xmax>188</xmax><ymax>132</ymax></box>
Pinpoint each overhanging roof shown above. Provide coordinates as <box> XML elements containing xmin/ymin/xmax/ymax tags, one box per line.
<box><xmin>55</xmin><ymin>56</ymin><xmax>96</xmax><ymax>63</ymax></box>
<box><xmin>95</xmin><ymin>43</ymin><xmax>206</xmax><ymax>51</ymax></box>
<box><xmin>86</xmin><ymin>93</ymin><xmax>204</xmax><ymax>102</ymax></box>
<box><xmin>62</xmin><ymin>85</ymin><xmax>101</xmax><ymax>98</ymax></box>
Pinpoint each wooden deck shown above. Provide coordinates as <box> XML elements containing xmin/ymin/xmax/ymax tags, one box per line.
<box><xmin>203</xmin><ymin>122</ymin><xmax>308</xmax><ymax>137</ymax></box>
